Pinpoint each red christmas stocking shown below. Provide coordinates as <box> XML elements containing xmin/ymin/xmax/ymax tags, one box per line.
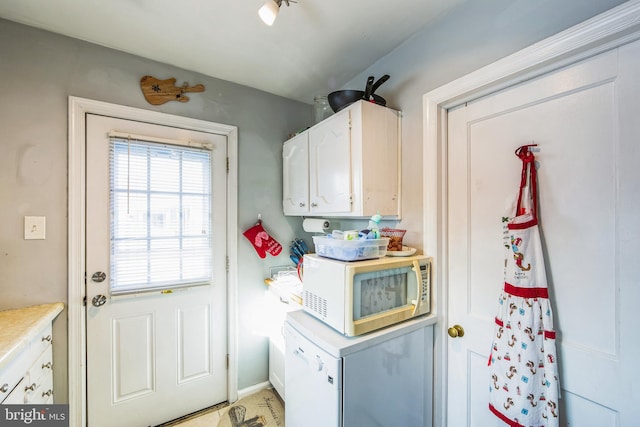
<box><xmin>243</xmin><ymin>222</ymin><xmax>283</xmax><ymax>258</ymax></box>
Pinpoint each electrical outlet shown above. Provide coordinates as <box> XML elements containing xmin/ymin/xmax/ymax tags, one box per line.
<box><xmin>24</xmin><ymin>216</ymin><xmax>46</xmax><ymax>240</ymax></box>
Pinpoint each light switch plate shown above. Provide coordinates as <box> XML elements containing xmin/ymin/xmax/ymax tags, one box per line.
<box><xmin>24</xmin><ymin>216</ymin><xmax>46</xmax><ymax>240</ymax></box>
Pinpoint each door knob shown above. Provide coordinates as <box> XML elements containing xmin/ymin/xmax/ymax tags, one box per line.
<box><xmin>448</xmin><ymin>324</ymin><xmax>465</xmax><ymax>338</ymax></box>
<box><xmin>92</xmin><ymin>294</ymin><xmax>107</xmax><ymax>307</ymax></box>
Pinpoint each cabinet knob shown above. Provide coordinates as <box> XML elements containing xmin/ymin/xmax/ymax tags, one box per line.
<box><xmin>299</xmin><ymin>202</ymin><xmax>305</xmax><ymax>207</ymax></box>
<box><xmin>42</xmin><ymin>361</ymin><xmax>53</xmax><ymax>370</ymax></box>
<box><xmin>25</xmin><ymin>383</ymin><xmax>37</xmax><ymax>392</ymax></box>
<box><xmin>0</xmin><ymin>383</ymin><xmax>8</xmax><ymax>393</ymax></box>
<box><xmin>42</xmin><ymin>335</ymin><xmax>52</xmax><ymax>342</ymax></box>
<box><xmin>42</xmin><ymin>389</ymin><xmax>53</xmax><ymax>398</ymax></box>
<box><xmin>311</xmin><ymin>202</ymin><xmax>318</xmax><ymax>207</ymax></box>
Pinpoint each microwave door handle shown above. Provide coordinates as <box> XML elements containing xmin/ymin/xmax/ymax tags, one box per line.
<box><xmin>411</xmin><ymin>260</ymin><xmax>422</xmax><ymax>316</ymax></box>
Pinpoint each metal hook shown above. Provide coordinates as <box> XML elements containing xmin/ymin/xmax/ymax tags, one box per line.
<box><xmin>257</xmin><ymin>213</ymin><xmax>262</xmax><ymax>224</ymax></box>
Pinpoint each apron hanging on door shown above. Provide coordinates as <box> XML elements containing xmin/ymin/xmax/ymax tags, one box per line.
<box><xmin>488</xmin><ymin>145</ymin><xmax>560</xmax><ymax>427</ymax></box>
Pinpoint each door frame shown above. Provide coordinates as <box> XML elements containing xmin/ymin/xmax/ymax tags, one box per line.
<box><xmin>422</xmin><ymin>2</ymin><xmax>640</xmax><ymax>425</ymax></box>
<box><xmin>67</xmin><ymin>97</ymin><xmax>239</xmax><ymax>427</ymax></box>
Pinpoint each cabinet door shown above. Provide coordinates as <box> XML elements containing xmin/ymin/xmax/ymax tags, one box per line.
<box><xmin>282</xmin><ymin>133</ymin><xmax>310</xmax><ymax>215</ymax></box>
<box><xmin>309</xmin><ymin>111</ymin><xmax>352</xmax><ymax>214</ymax></box>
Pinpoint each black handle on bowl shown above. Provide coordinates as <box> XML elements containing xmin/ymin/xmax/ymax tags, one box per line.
<box><xmin>370</xmin><ymin>74</ymin><xmax>390</xmax><ymax>96</ymax></box>
<box><xmin>363</xmin><ymin>75</ymin><xmax>374</xmax><ymax>100</ymax></box>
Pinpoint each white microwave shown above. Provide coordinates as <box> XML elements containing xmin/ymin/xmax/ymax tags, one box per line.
<box><xmin>302</xmin><ymin>254</ymin><xmax>431</xmax><ymax>336</ymax></box>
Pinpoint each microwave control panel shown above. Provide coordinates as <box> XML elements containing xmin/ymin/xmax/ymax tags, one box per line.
<box><xmin>418</xmin><ymin>259</ymin><xmax>431</xmax><ymax>312</ymax></box>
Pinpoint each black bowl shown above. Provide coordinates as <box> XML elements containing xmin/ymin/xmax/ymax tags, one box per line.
<box><xmin>327</xmin><ymin>90</ymin><xmax>386</xmax><ymax>113</ymax></box>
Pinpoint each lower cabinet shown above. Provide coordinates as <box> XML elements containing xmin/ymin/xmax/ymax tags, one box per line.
<box><xmin>265</xmin><ymin>285</ymin><xmax>302</xmax><ymax>400</ymax></box>
<box><xmin>0</xmin><ymin>324</ymin><xmax>55</xmax><ymax>405</ymax></box>
<box><xmin>25</xmin><ymin>342</ymin><xmax>54</xmax><ymax>404</ymax></box>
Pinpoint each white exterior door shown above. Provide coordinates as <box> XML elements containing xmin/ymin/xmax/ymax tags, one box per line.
<box><xmin>85</xmin><ymin>114</ymin><xmax>228</xmax><ymax>427</ymax></box>
<box><xmin>446</xmin><ymin>40</ymin><xmax>640</xmax><ymax>426</ymax></box>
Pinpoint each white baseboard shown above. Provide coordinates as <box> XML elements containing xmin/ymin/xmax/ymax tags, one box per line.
<box><xmin>236</xmin><ymin>381</ymin><xmax>273</xmax><ymax>401</ymax></box>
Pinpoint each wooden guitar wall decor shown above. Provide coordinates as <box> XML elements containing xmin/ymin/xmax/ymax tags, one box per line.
<box><xmin>140</xmin><ymin>75</ymin><xmax>205</xmax><ymax>105</ymax></box>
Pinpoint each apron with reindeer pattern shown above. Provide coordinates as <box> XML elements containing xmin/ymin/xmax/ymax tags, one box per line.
<box><xmin>488</xmin><ymin>145</ymin><xmax>560</xmax><ymax>427</ymax></box>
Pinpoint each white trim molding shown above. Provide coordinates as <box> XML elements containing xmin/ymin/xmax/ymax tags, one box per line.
<box><xmin>422</xmin><ymin>2</ymin><xmax>640</xmax><ymax>426</ymax></box>
<box><xmin>68</xmin><ymin>97</ymin><xmax>239</xmax><ymax>426</ymax></box>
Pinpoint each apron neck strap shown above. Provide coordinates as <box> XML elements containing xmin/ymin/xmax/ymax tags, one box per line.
<box><xmin>515</xmin><ymin>145</ymin><xmax>538</xmax><ymax>219</ymax></box>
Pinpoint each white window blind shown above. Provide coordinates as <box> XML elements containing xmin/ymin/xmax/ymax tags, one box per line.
<box><xmin>109</xmin><ymin>137</ymin><xmax>212</xmax><ymax>294</ymax></box>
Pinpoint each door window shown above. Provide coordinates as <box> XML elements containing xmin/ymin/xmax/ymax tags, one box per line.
<box><xmin>109</xmin><ymin>138</ymin><xmax>212</xmax><ymax>294</ymax></box>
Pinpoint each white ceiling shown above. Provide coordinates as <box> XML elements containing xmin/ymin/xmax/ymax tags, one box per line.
<box><xmin>0</xmin><ymin>0</ymin><xmax>464</xmax><ymax>104</ymax></box>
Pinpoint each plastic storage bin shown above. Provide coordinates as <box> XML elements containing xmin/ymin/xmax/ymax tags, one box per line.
<box><xmin>312</xmin><ymin>236</ymin><xmax>389</xmax><ymax>261</ymax></box>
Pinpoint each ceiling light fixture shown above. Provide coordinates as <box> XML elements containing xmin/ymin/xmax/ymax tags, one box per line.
<box><xmin>258</xmin><ymin>0</ymin><xmax>296</xmax><ymax>26</ymax></box>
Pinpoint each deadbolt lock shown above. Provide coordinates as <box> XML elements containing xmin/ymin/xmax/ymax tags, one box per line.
<box><xmin>91</xmin><ymin>272</ymin><xmax>106</xmax><ymax>283</ymax></box>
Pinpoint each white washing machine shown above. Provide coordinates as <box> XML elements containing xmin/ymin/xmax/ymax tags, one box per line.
<box><xmin>284</xmin><ymin>310</ymin><xmax>435</xmax><ymax>427</ymax></box>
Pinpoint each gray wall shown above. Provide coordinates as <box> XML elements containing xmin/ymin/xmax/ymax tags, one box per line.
<box><xmin>339</xmin><ymin>0</ymin><xmax>628</xmax><ymax>248</ymax></box>
<box><xmin>0</xmin><ymin>18</ymin><xmax>310</xmax><ymax>400</ymax></box>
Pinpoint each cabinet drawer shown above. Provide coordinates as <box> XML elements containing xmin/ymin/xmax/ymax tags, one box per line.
<box><xmin>0</xmin><ymin>353</ymin><xmax>30</xmax><ymax>404</ymax></box>
<box><xmin>2</xmin><ymin>378</ymin><xmax>26</xmax><ymax>404</ymax></box>
<box><xmin>25</xmin><ymin>372</ymin><xmax>53</xmax><ymax>404</ymax></box>
<box><xmin>1</xmin><ymin>325</ymin><xmax>53</xmax><ymax>404</ymax></box>
<box><xmin>27</xmin><ymin>345</ymin><xmax>53</xmax><ymax>385</ymax></box>
<box><xmin>31</xmin><ymin>325</ymin><xmax>53</xmax><ymax>359</ymax></box>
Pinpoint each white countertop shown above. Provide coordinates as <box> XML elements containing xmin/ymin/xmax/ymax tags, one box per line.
<box><xmin>0</xmin><ymin>303</ymin><xmax>64</xmax><ymax>370</ymax></box>
<box><xmin>286</xmin><ymin>309</ymin><xmax>437</xmax><ymax>358</ymax></box>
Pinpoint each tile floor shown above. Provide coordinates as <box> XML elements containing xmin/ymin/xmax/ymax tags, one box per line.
<box><xmin>161</xmin><ymin>389</ymin><xmax>285</xmax><ymax>427</ymax></box>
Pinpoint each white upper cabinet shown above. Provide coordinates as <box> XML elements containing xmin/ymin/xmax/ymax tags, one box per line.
<box><xmin>308</xmin><ymin>110</ymin><xmax>352</xmax><ymax>214</ymax></box>
<box><xmin>283</xmin><ymin>132</ymin><xmax>310</xmax><ymax>214</ymax></box>
<box><xmin>282</xmin><ymin>100</ymin><xmax>400</xmax><ymax>217</ymax></box>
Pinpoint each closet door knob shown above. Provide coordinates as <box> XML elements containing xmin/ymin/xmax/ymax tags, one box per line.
<box><xmin>448</xmin><ymin>324</ymin><xmax>465</xmax><ymax>338</ymax></box>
